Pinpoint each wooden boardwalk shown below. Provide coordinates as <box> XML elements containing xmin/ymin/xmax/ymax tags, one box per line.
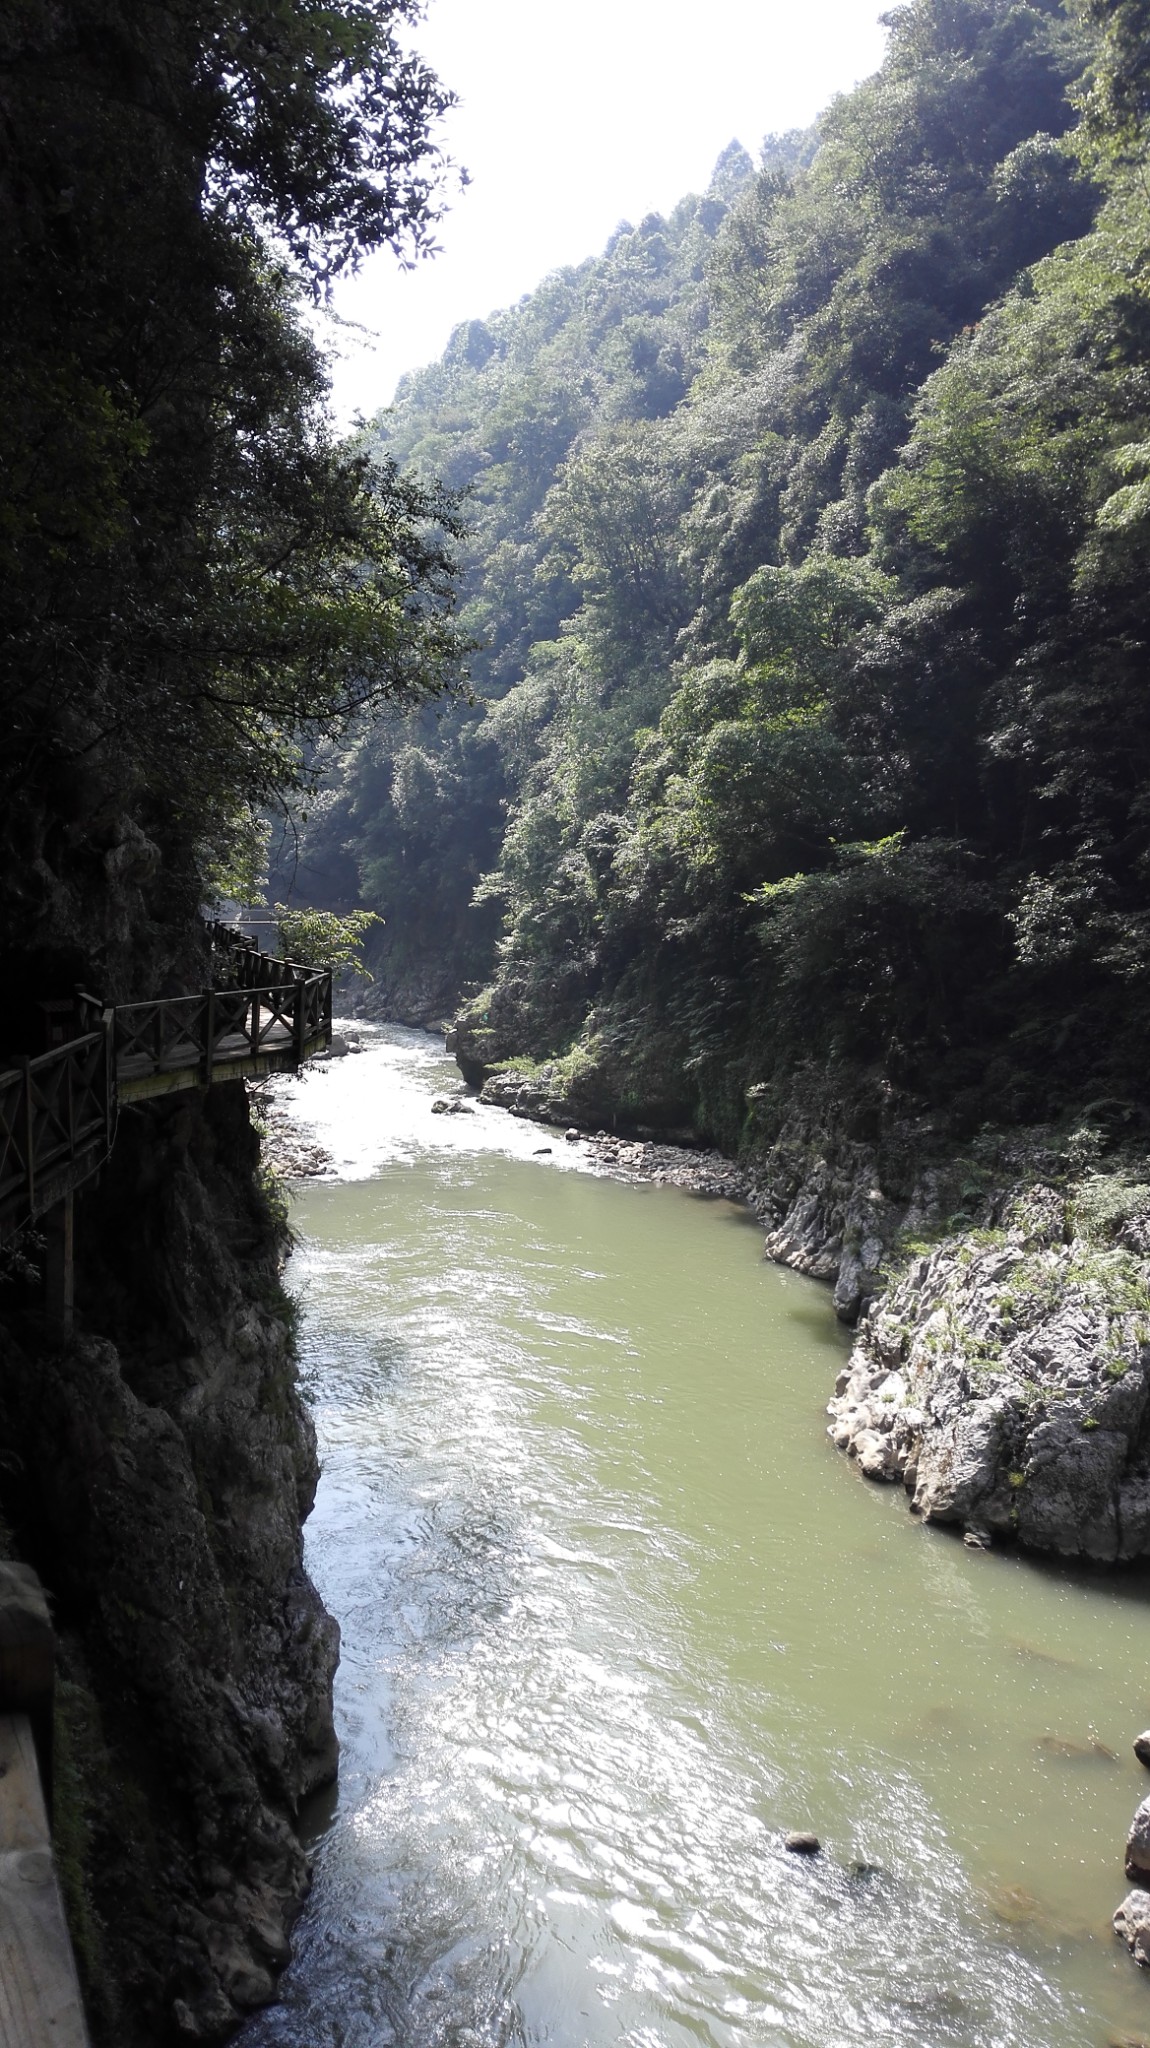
<box><xmin>0</xmin><ymin>923</ymin><xmax>332</xmax><ymax>1240</ymax></box>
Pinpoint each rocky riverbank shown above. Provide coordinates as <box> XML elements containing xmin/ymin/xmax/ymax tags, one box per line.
<box><xmin>249</xmin><ymin>1082</ymin><xmax>334</xmax><ymax>1180</ymax></box>
<box><xmin>473</xmin><ymin>1062</ymin><xmax>1150</xmax><ymax>1570</ymax></box>
<box><xmin>475</xmin><ymin>1064</ymin><xmax>886</xmax><ymax>1280</ymax></box>
<box><xmin>826</xmin><ymin>1174</ymin><xmax>1150</xmax><ymax>1562</ymax></box>
<box><xmin>473</xmin><ymin>1059</ymin><xmax>968</xmax><ymax>1321</ymax></box>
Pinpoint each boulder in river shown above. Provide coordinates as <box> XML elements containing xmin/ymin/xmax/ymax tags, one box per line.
<box><xmin>1114</xmin><ymin>1888</ymin><xmax>1150</xmax><ymax>1965</ymax></box>
<box><xmin>1127</xmin><ymin>1796</ymin><xmax>1150</xmax><ymax>1884</ymax></box>
<box><xmin>312</xmin><ymin>1031</ymin><xmax>349</xmax><ymax>1061</ymax></box>
<box><xmin>1134</xmin><ymin>1731</ymin><xmax>1150</xmax><ymax>1768</ymax></box>
<box><xmin>784</xmin><ymin>1832</ymin><xmax>821</xmax><ymax>1854</ymax></box>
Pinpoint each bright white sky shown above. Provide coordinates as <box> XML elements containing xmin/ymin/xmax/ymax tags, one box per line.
<box><xmin>322</xmin><ymin>0</ymin><xmax>890</xmax><ymax>425</ymax></box>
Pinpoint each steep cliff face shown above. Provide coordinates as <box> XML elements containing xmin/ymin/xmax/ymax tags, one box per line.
<box><xmin>0</xmin><ymin>1079</ymin><xmax>338</xmax><ymax>2043</ymax></box>
<box><xmin>0</xmin><ymin>688</ymin><xmax>341</xmax><ymax>2039</ymax></box>
<box><xmin>828</xmin><ymin>1172</ymin><xmax>1150</xmax><ymax>1560</ymax></box>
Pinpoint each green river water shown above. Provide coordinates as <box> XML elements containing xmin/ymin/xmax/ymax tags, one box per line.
<box><xmin>241</xmin><ymin>1024</ymin><xmax>1150</xmax><ymax>2048</ymax></box>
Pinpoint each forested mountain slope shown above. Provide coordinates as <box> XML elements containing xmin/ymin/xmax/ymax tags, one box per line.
<box><xmin>304</xmin><ymin>0</ymin><xmax>1150</xmax><ymax>1156</ymax></box>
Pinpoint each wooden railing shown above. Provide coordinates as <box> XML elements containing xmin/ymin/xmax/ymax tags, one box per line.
<box><xmin>0</xmin><ymin>925</ymin><xmax>332</xmax><ymax>1241</ymax></box>
<box><xmin>0</xmin><ymin>1034</ymin><xmax>114</xmax><ymax>1239</ymax></box>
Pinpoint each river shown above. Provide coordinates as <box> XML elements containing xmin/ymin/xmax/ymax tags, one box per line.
<box><xmin>241</xmin><ymin>1023</ymin><xmax>1150</xmax><ymax>2048</ymax></box>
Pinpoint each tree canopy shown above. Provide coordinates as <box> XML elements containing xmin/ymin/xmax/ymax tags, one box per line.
<box><xmin>0</xmin><ymin>0</ymin><xmax>465</xmax><ymax>992</ymax></box>
<box><xmin>235</xmin><ymin>0</ymin><xmax>1150</xmax><ymax>1144</ymax></box>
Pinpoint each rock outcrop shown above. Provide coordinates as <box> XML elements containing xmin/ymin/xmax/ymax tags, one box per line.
<box><xmin>826</xmin><ymin>1183</ymin><xmax>1150</xmax><ymax>1559</ymax></box>
<box><xmin>0</xmin><ymin>1083</ymin><xmax>338</xmax><ymax>2043</ymax></box>
<box><xmin>1116</xmin><ymin>1792</ymin><xmax>1150</xmax><ymax>1967</ymax></box>
<box><xmin>0</xmin><ymin>430</ymin><xmax>340</xmax><ymax>2037</ymax></box>
<box><xmin>460</xmin><ymin>1027</ymin><xmax>1150</xmax><ymax>1572</ymax></box>
<box><xmin>1114</xmin><ymin>1887</ymin><xmax>1150</xmax><ymax>1966</ymax></box>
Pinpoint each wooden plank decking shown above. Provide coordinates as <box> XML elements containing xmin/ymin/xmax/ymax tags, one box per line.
<box><xmin>115</xmin><ymin>1009</ymin><xmax>325</xmax><ymax>1102</ymax></box>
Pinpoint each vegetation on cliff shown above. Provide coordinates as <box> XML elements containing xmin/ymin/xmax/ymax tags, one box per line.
<box><xmin>0</xmin><ymin>0</ymin><xmax>466</xmax><ymax>1008</ymax></box>
<box><xmin>296</xmin><ymin>0</ymin><xmax>1150</xmax><ymax>1159</ymax></box>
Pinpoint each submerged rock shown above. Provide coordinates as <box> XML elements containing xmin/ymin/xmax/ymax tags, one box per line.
<box><xmin>1034</xmin><ymin>1733</ymin><xmax>1118</xmax><ymax>1762</ymax></box>
<box><xmin>988</xmin><ymin>1882</ymin><xmax>1045</xmax><ymax>1927</ymax></box>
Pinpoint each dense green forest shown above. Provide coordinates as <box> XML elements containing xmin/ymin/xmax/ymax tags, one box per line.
<box><xmin>290</xmin><ymin>0</ymin><xmax>1150</xmax><ymax>1152</ymax></box>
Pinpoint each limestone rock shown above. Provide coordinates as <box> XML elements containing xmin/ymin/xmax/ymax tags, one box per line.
<box><xmin>1128</xmin><ymin>1798</ymin><xmax>1150</xmax><ymax>1885</ymax></box>
<box><xmin>1114</xmin><ymin>1888</ymin><xmax>1150</xmax><ymax>1965</ymax></box>
<box><xmin>826</xmin><ymin>1226</ymin><xmax>1150</xmax><ymax>1559</ymax></box>
<box><xmin>312</xmin><ymin>1031</ymin><xmax>349</xmax><ymax>1060</ymax></box>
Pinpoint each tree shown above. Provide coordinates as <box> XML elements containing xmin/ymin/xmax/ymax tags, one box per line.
<box><xmin>0</xmin><ymin>0</ymin><xmax>466</xmax><ymax>988</ymax></box>
<box><xmin>274</xmin><ymin>903</ymin><xmax>381</xmax><ymax>979</ymax></box>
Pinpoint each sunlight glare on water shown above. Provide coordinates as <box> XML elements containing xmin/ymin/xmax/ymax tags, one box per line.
<box><xmin>241</xmin><ymin>1025</ymin><xmax>1150</xmax><ymax>2048</ymax></box>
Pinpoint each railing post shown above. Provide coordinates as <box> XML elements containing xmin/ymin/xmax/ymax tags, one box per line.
<box><xmin>104</xmin><ymin>1007</ymin><xmax>116</xmax><ymax>1155</ymax></box>
<box><xmin>293</xmin><ymin>981</ymin><xmax>305</xmax><ymax>1066</ymax></box>
<box><xmin>203</xmin><ymin>988</ymin><xmax>216</xmax><ymax>1088</ymax></box>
